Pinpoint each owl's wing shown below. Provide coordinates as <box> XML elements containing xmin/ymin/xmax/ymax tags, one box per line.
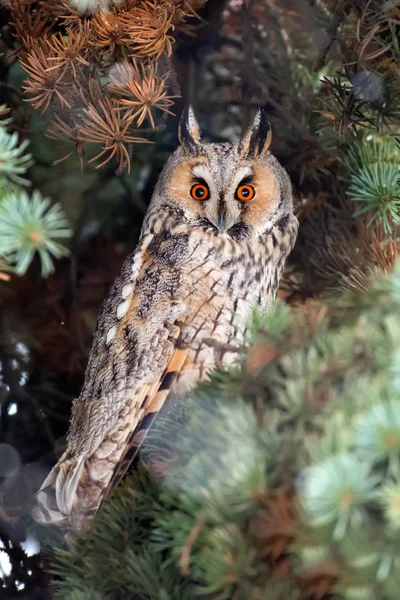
<box><xmin>103</xmin><ymin>345</ymin><xmax>188</xmax><ymax>496</ymax></box>
<box><xmin>33</xmin><ymin>230</ymin><xmax>192</xmax><ymax>532</ymax></box>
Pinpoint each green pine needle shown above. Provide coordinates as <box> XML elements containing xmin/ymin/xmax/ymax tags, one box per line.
<box><xmin>300</xmin><ymin>454</ymin><xmax>379</xmax><ymax>540</ymax></box>
<box><xmin>354</xmin><ymin>401</ymin><xmax>400</xmax><ymax>473</ymax></box>
<box><xmin>347</xmin><ymin>162</ymin><xmax>400</xmax><ymax>234</ymax></box>
<box><xmin>380</xmin><ymin>479</ymin><xmax>400</xmax><ymax>530</ymax></box>
<box><xmin>0</xmin><ymin>190</ymin><xmax>72</xmax><ymax>276</ymax></box>
<box><xmin>391</xmin><ymin>350</ymin><xmax>400</xmax><ymax>393</ymax></box>
<box><xmin>344</xmin><ymin>136</ymin><xmax>400</xmax><ymax>174</ymax></box>
<box><xmin>0</xmin><ymin>126</ymin><xmax>33</xmax><ymax>187</ymax></box>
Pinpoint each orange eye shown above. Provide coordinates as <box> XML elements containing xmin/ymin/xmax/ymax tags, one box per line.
<box><xmin>190</xmin><ymin>183</ymin><xmax>210</xmax><ymax>201</ymax></box>
<box><xmin>236</xmin><ymin>184</ymin><xmax>255</xmax><ymax>201</ymax></box>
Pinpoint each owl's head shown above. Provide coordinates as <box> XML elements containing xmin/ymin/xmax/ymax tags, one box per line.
<box><xmin>152</xmin><ymin>107</ymin><xmax>293</xmax><ymax>240</ymax></box>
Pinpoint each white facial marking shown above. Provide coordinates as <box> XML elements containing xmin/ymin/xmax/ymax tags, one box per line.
<box><xmin>232</xmin><ymin>167</ymin><xmax>253</xmax><ymax>190</ymax></box>
<box><xmin>117</xmin><ymin>299</ymin><xmax>130</xmax><ymax>319</ymax></box>
<box><xmin>122</xmin><ymin>284</ymin><xmax>134</xmax><ymax>299</ymax></box>
<box><xmin>106</xmin><ymin>326</ymin><xmax>116</xmax><ymax>344</ymax></box>
<box><xmin>192</xmin><ymin>165</ymin><xmax>211</xmax><ymax>179</ymax></box>
<box><xmin>191</xmin><ymin>165</ymin><xmax>218</xmax><ymax>197</ymax></box>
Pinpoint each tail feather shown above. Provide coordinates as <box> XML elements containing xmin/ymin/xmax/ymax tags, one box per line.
<box><xmin>55</xmin><ymin>455</ymin><xmax>85</xmax><ymax>517</ymax></box>
<box><xmin>32</xmin><ymin>453</ymin><xmax>85</xmax><ymax>527</ymax></box>
<box><xmin>32</xmin><ymin>348</ymin><xmax>189</xmax><ymax>533</ymax></box>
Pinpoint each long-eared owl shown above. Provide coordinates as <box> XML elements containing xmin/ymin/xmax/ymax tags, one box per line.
<box><xmin>32</xmin><ymin>107</ymin><xmax>298</xmax><ymax>533</ymax></box>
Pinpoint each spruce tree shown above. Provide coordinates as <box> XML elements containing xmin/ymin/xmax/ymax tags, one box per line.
<box><xmin>53</xmin><ymin>266</ymin><xmax>400</xmax><ymax>599</ymax></box>
<box><xmin>0</xmin><ymin>0</ymin><xmax>399</xmax><ymax>597</ymax></box>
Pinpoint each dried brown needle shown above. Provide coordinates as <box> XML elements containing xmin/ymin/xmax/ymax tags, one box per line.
<box><xmin>174</xmin><ymin>0</ymin><xmax>205</xmax><ymax>35</ymax></box>
<box><xmin>45</xmin><ymin>24</ymin><xmax>92</xmax><ymax>78</ymax></box>
<box><xmin>91</xmin><ymin>8</ymin><xmax>131</xmax><ymax>59</ymax></box>
<box><xmin>78</xmin><ymin>92</ymin><xmax>150</xmax><ymax>172</ymax></box>
<box><xmin>49</xmin><ymin>0</ymin><xmax>85</xmax><ymax>29</ymax></box>
<box><xmin>20</xmin><ymin>44</ymin><xmax>71</xmax><ymax>113</ymax></box>
<box><xmin>9</xmin><ymin>0</ymin><xmax>54</xmax><ymax>45</ymax></box>
<box><xmin>108</xmin><ymin>62</ymin><xmax>177</xmax><ymax>128</ymax></box>
<box><xmin>123</xmin><ymin>1</ymin><xmax>175</xmax><ymax>60</ymax></box>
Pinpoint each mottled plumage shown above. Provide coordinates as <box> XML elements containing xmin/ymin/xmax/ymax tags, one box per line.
<box><xmin>32</xmin><ymin>107</ymin><xmax>298</xmax><ymax>533</ymax></box>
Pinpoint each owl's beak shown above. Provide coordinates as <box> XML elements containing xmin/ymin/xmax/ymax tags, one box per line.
<box><xmin>206</xmin><ymin>206</ymin><xmax>237</xmax><ymax>233</ymax></box>
<box><xmin>215</xmin><ymin>213</ymin><xmax>238</xmax><ymax>233</ymax></box>
<box><xmin>217</xmin><ymin>214</ymin><xmax>227</xmax><ymax>231</ymax></box>
<box><xmin>208</xmin><ymin>213</ymin><xmax>237</xmax><ymax>233</ymax></box>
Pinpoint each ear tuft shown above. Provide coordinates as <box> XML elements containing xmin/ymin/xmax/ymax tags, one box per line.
<box><xmin>238</xmin><ymin>108</ymin><xmax>272</xmax><ymax>158</ymax></box>
<box><xmin>178</xmin><ymin>106</ymin><xmax>201</xmax><ymax>154</ymax></box>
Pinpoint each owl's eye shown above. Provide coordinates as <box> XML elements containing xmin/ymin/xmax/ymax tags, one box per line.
<box><xmin>236</xmin><ymin>184</ymin><xmax>255</xmax><ymax>201</ymax></box>
<box><xmin>190</xmin><ymin>183</ymin><xmax>210</xmax><ymax>201</ymax></box>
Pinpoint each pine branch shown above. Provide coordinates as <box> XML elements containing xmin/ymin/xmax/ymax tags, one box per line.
<box><xmin>51</xmin><ymin>267</ymin><xmax>400</xmax><ymax>599</ymax></box>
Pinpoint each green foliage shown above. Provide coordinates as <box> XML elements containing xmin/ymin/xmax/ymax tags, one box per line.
<box><xmin>51</xmin><ymin>473</ymin><xmax>198</xmax><ymax>600</ymax></box>
<box><xmin>344</xmin><ymin>135</ymin><xmax>400</xmax><ymax>173</ymax></box>
<box><xmin>348</xmin><ymin>162</ymin><xmax>400</xmax><ymax>233</ymax></box>
<box><xmin>344</xmin><ymin>134</ymin><xmax>400</xmax><ymax>235</ymax></box>
<box><xmin>0</xmin><ymin>190</ymin><xmax>72</xmax><ymax>275</ymax></box>
<box><xmin>0</xmin><ymin>107</ymin><xmax>72</xmax><ymax>275</ymax></box>
<box><xmin>0</xmin><ymin>118</ymin><xmax>33</xmax><ymax>189</ymax></box>
<box><xmin>51</xmin><ymin>266</ymin><xmax>400</xmax><ymax>599</ymax></box>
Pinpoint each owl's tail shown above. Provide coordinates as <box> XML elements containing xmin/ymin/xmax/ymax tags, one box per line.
<box><xmin>32</xmin><ymin>348</ymin><xmax>190</xmax><ymax>533</ymax></box>
<box><xmin>32</xmin><ymin>443</ymin><xmax>129</xmax><ymax>533</ymax></box>
<box><xmin>32</xmin><ymin>385</ymin><xmax>156</xmax><ymax>531</ymax></box>
<box><xmin>32</xmin><ymin>437</ymin><xmax>133</xmax><ymax>533</ymax></box>
<box><xmin>31</xmin><ymin>452</ymin><xmax>87</xmax><ymax>529</ymax></box>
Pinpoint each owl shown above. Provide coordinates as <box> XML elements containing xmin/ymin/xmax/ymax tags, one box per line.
<box><xmin>32</xmin><ymin>107</ymin><xmax>298</xmax><ymax>533</ymax></box>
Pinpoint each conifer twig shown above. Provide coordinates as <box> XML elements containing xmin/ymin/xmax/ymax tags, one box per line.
<box><xmin>180</xmin><ymin>511</ymin><xmax>210</xmax><ymax>577</ymax></box>
<box><xmin>313</xmin><ymin>5</ymin><xmax>351</xmax><ymax>71</ymax></box>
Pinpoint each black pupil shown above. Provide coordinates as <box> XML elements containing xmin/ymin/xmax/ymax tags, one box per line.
<box><xmin>241</xmin><ymin>187</ymin><xmax>250</xmax><ymax>197</ymax></box>
<box><xmin>196</xmin><ymin>187</ymin><xmax>205</xmax><ymax>197</ymax></box>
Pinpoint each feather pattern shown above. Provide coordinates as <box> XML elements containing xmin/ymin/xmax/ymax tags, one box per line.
<box><xmin>32</xmin><ymin>108</ymin><xmax>298</xmax><ymax>534</ymax></box>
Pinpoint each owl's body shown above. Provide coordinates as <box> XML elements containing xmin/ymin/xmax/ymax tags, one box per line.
<box><xmin>33</xmin><ymin>109</ymin><xmax>298</xmax><ymax>533</ymax></box>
